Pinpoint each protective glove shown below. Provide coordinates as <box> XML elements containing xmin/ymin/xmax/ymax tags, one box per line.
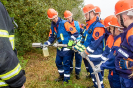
<box><xmin>74</xmin><ymin>41</ymin><xmax>82</xmax><ymax>51</ymax></box>
<box><xmin>80</xmin><ymin>50</ymin><xmax>88</xmax><ymax>58</ymax></box>
<box><xmin>119</xmin><ymin>59</ymin><xmax>131</xmax><ymax>70</ymax></box>
<box><xmin>53</xmin><ymin>42</ymin><xmax>62</xmax><ymax>50</ymax></box>
<box><xmin>67</xmin><ymin>40</ymin><xmax>74</xmax><ymax>49</ymax></box>
<box><xmin>43</xmin><ymin>42</ymin><xmax>49</xmax><ymax>48</ymax></box>
<box><xmin>53</xmin><ymin>42</ymin><xmax>58</xmax><ymax>47</ymax></box>
<box><xmin>78</xmin><ymin>45</ymin><xmax>86</xmax><ymax>52</ymax></box>
<box><xmin>74</xmin><ymin>44</ymin><xmax>80</xmax><ymax>51</ymax></box>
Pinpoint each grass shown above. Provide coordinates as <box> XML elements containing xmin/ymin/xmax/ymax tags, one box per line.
<box><xmin>22</xmin><ymin>47</ymin><xmax>109</xmax><ymax>88</ymax></box>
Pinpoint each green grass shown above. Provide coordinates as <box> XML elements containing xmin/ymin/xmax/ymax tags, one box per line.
<box><xmin>22</xmin><ymin>47</ymin><xmax>109</xmax><ymax>88</ymax></box>
<box><xmin>18</xmin><ymin>55</ymin><xmax>29</xmax><ymax>69</ymax></box>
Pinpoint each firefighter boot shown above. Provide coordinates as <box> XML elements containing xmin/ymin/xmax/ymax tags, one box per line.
<box><xmin>76</xmin><ymin>74</ymin><xmax>80</xmax><ymax>80</ymax></box>
<box><xmin>86</xmin><ymin>74</ymin><xmax>91</xmax><ymax>79</ymax></box>
<box><xmin>55</xmin><ymin>75</ymin><xmax>64</xmax><ymax>82</ymax></box>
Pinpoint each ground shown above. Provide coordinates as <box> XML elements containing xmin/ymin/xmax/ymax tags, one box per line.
<box><xmin>23</xmin><ymin>47</ymin><xmax>109</xmax><ymax>88</ymax></box>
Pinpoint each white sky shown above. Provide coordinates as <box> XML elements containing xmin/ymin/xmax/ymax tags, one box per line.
<box><xmin>84</xmin><ymin>0</ymin><xmax>119</xmax><ymax>19</ymax></box>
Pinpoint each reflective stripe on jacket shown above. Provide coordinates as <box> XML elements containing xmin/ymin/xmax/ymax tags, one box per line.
<box><xmin>0</xmin><ymin>29</ymin><xmax>15</xmax><ymax>50</ymax></box>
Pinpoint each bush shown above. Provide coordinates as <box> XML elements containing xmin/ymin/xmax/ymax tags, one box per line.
<box><xmin>2</xmin><ymin>0</ymin><xmax>84</xmax><ymax>55</ymax></box>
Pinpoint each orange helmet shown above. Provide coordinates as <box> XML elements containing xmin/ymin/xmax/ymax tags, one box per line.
<box><xmin>108</xmin><ymin>16</ymin><xmax>121</xmax><ymax>28</ymax></box>
<box><xmin>83</xmin><ymin>4</ymin><xmax>95</xmax><ymax>14</ymax></box>
<box><xmin>95</xmin><ymin>6</ymin><xmax>101</xmax><ymax>14</ymax></box>
<box><xmin>64</xmin><ymin>10</ymin><xmax>73</xmax><ymax>18</ymax></box>
<box><xmin>104</xmin><ymin>15</ymin><xmax>114</xmax><ymax>28</ymax></box>
<box><xmin>115</xmin><ymin>0</ymin><xmax>133</xmax><ymax>15</ymax></box>
<box><xmin>47</xmin><ymin>8</ymin><xmax>58</xmax><ymax>19</ymax></box>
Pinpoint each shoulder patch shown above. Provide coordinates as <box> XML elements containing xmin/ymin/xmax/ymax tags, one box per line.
<box><xmin>69</xmin><ymin>27</ymin><xmax>73</xmax><ymax>31</ymax></box>
<box><xmin>95</xmin><ymin>32</ymin><xmax>99</xmax><ymax>37</ymax></box>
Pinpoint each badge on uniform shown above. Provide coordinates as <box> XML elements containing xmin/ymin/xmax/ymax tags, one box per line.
<box><xmin>95</xmin><ymin>32</ymin><xmax>99</xmax><ymax>37</ymax></box>
<box><xmin>69</xmin><ymin>27</ymin><xmax>73</xmax><ymax>31</ymax></box>
<box><xmin>113</xmin><ymin>50</ymin><xmax>116</xmax><ymax>56</ymax></box>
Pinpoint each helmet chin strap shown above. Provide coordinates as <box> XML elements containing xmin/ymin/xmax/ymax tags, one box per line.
<box><xmin>120</xmin><ymin>14</ymin><xmax>127</xmax><ymax>28</ymax></box>
<box><xmin>88</xmin><ymin>12</ymin><xmax>91</xmax><ymax>21</ymax></box>
<box><xmin>108</xmin><ymin>27</ymin><xmax>111</xmax><ymax>33</ymax></box>
<box><xmin>113</xmin><ymin>27</ymin><xmax>116</xmax><ymax>37</ymax></box>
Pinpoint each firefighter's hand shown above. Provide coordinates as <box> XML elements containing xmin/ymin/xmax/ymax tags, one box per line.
<box><xmin>119</xmin><ymin>59</ymin><xmax>131</xmax><ymax>70</ymax></box>
<box><xmin>74</xmin><ymin>41</ymin><xmax>85</xmax><ymax>52</ymax></box>
<box><xmin>80</xmin><ymin>50</ymin><xmax>88</xmax><ymax>58</ymax></box>
<box><xmin>67</xmin><ymin>40</ymin><xmax>74</xmax><ymax>49</ymax></box>
<box><xmin>42</xmin><ymin>44</ymin><xmax>47</xmax><ymax>49</ymax></box>
<box><xmin>74</xmin><ymin>44</ymin><xmax>80</xmax><ymax>51</ymax></box>
<box><xmin>21</xmin><ymin>85</ymin><xmax>25</xmax><ymax>88</ymax></box>
<box><xmin>43</xmin><ymin>41</ymin><xmax>50</xmax><ymax>48</ymax></box>
<box><xmin>53</xmin><ymin>43</ymin><xmax>58</xmax><ymax>47</ymax></box>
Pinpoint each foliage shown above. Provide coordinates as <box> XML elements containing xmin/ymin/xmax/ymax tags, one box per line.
<box><xmin>18</xmin><ymin>55</ymin><xmax>29</xmax><ymax>69</ymax></box>
<box><xmin>1</xmin><ymin>0</ymin><xmax>84</xmax><ymax>55</ymax></box>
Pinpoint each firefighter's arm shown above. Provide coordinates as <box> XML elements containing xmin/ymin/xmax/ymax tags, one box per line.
<box><xmin>117</xmin><ymin>28</ymin><xmax>133</xmax><ymax>59</ymax></box>
<box><xmin>102</xmin><ymin>35</ymin><xmax>114</xmax><ymax>57</ymax></box>
<box><xmin>127</xmin><ymin>28</ymin><xmax>133</xmax><ymax>52</ymax></box>
<box><xmin>85</xmin><ymin>27</ymin><xmax>105</xmax><ymax>54</ymax></box>
<box><xmin>0</xmin><ymin>53</ymin><xmax>26</xmax><ymax>87</ymax></box>
<box><xmin>44</xmin><ymin>28</ymin><xmax>55</xmax><ymax>45</ymax></box>
<box><xmin>100</xmin><ymin>55</ymin><xmax>115</xmax><ymax>70</ymax></box>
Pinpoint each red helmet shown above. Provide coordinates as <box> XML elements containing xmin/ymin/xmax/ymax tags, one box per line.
<box><xmin>95</xmin><ymin>6</ymin><xmax>101</xmax><ymax>14</ymax></box>
<box><xmin>108</xmin><ymin>16</ymin><xmax>121</xmax><ymax>28</ymax></box>
<box><xmin>47</xmin><ymin>8</ymin><xmax>58</xmax><ymax>19</ymax></box>
<box><xmin>83</xmin><ymin>4</ymin><xmax>95</xmax><ymax>14</ymax></box>
<box><xmin>64</xmin><ymin>10</ymin><xmax>73</xmax><ymax>18</ymax></box>
<box><xmin>104</xmin><ymin>15</ymin><xmax>114</xmax><ymax>28</ymax></box>
<box><xmin>115</xmin><ymin>0</ymin><xmax>133</xmax><ymax>15</ymax></box>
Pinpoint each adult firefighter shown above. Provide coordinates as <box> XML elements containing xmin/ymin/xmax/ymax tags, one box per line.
<box><xmin>44</xmin><ymin>8</ymin><xmax>79</xmax><ymax>83</ymax></box>
<box><xmin>0</xmin><ymin>1</ymin><xmax>26</xmax><ymax>88</ymax></box>
<box><xmin>74</xmin><ymin>4</ymin><xmax>105</xmax><ymax>88</ymax></box>
<box><xmin>64</xmin><ymin>10</ymin><xmax>83</xmax><ymax>80</ymax></box>
<box><xmin>114</xmin><ymin>0</ymin><xmax>133</xmax><ymax>87</ymax></box>
<box><xmin>100</xmin><ymin>16</ymin><xmax>123</xmax><ymax>88</ymax></box>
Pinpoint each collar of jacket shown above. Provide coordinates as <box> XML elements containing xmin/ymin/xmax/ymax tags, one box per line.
<box><xmin>86</xmin><ymin>16</ymin><xmax>97</xmax><ymax>27</ymax></box>
<box><xmin>69</xmin><ymin>20</ymin><xmax>75</xmax><ymax>26</ymax></box>
<box><xmin>125</xmin><ymin>22</ymin><xmax>133</xmax><ymax>33</ymax></box>
<box><xmin>51</xmin><ymin>17</ymin><xmax>61</xmax><ymax>27</ymax></box>
<box><xmin>114</xmin><ymin>34</ymin><xmax>121</xmax><ymax>41</ymax></box>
